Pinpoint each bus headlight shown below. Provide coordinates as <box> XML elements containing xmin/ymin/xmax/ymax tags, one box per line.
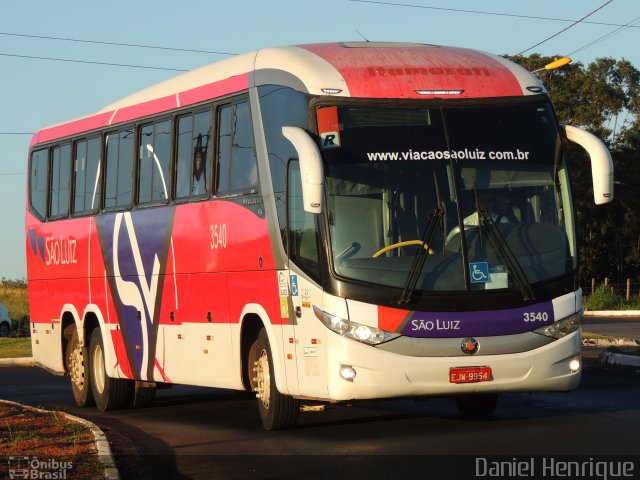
<box><xmin>313</xmin><ymin>306</ymin><xmax>399</xmax><ymax>345</ymax></box>
<box><xmin>534</xmin><ymin>313</ymin><xmax>582</xmax><ymax>339</ymax></box>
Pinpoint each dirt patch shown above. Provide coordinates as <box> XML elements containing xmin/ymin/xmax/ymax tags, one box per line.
<box><xmin>0</xmin><ymin>402</ymin><xmax>104</xmax><ymax>479</ymax></box>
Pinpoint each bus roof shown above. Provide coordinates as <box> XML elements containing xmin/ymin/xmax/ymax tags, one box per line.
<box><xmin>31</xmin><ymin>42</ymin><xmax>544</xmax><ymax>146</ymax></box>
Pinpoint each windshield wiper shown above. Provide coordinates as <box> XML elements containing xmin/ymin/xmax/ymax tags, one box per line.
<box><xmin>397</xmin><ymin>208</ymin><xmax>444</xmax><ymax>305</ymax></box>
<box><xmin>478</xmin><ymin>210</ymin><xmax>535</xmax><ymax>301</ymax></box>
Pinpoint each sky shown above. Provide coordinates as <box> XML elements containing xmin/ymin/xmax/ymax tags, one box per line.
<box><xmin>1</xmin><ymin>0</ymin><xmax>638</xmax><ymax>279</ymax></box>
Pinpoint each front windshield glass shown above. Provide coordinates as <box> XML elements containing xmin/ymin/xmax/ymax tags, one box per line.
<box><xmin>320</xmin><ymin>101</ymin><xmax>575</xmax><ymax>293</ymax></box>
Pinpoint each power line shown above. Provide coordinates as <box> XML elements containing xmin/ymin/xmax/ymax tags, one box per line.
<box><xmin>0</xmin><ymin>132</ymin><xmax>32</xmax><ymax>135</ymax></box>
<box><xmin>0</xmin><ymin>172</ymin><xmax>25</xmax><ymax>176</ymax></box>
<box><xmin>0</xmin><ymin>52</ymin><xmax>188</xmax><ymax>72</ymax></box>
<box><xmin>568</xmin><ymin>15</ymin><xmax>640</xmax><ymax>56</ymax></box>
<box><xmin>0</xmin><ymin>31</ymin><xmax>238</xmax><ymax>56</ymax></box>
<box><xmin>514</xmin><ymin>0</ymin><xmax>615</xmax><ymax>56</ymax></box>
<box><xmin>348</xmin><ymin>0</ymin><xmax>638</xmax><ymax>29</ymax></box>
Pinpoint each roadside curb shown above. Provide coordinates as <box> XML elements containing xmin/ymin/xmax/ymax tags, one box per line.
<box><xmin>599</xmin><ymin>351</ymin><xmax>640</xmax><ymax>369</ymax></box>
<box><xmin>584</xmin><ymin>310</ymin><xmax>640</xmax><ymax>317</ymax></box>
<box><xmin>0</xmin><ymin>399</ymin><xmax>120</xmax><ymax>480</ymax></box>
<box><xmin>0</xmin><ymin>356</ymin><xmax>35</xmax><ymax>367</ymax></box>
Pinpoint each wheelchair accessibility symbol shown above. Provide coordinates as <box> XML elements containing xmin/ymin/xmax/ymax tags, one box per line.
<box><xmin>469</xmin><ymin>262</ymin><xmax>490</xmax><ymax>284</ymax></box>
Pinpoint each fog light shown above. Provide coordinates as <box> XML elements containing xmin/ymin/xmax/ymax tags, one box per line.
<box><xmin>569</xmin><ymin>357</ymin><xmax>581</xmax><ymax>373</ymax></box>
<box><xmin>340</xmin><ymin>365</ymin><xmax>356</xmax><ymax>382</ymax></box>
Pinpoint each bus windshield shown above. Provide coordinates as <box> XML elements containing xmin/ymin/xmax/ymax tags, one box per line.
<box><xmin>319</xmin><ymin>101</ymin><xmax>576</xmax><ymax>293</ymax></box>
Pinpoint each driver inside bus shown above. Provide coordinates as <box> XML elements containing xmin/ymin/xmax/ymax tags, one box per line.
<box><xmin>446</xmin><ymin>189</ymin><xmax>514</xmax><ymax>246</ymax></box>
<box><xmin>463</xmin><ymin>189</ymin><xmax>514</xmax><ymax>226</ymax></box>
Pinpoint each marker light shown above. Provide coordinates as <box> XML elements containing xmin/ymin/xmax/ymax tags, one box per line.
<box><xmin>340</xmin><ymin>365</ymin><xmax>357</xmax><ymax>381</ymax></box>
<box><xmin>415</xmin><ymin>89</ymin><xmax>464</xmax><ymax>95</ymax></box>
<box><xmin>313</xmin><ymin>306</ymin><xmax>399</xmax><ymax>345</ymax></box>
<box><xmin>534</xmin><ymin>313</ymin><xmax>582</xmax><ymax>339</ymax></box>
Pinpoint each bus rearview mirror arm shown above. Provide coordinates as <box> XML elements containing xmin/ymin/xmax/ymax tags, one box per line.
<box><xmin>563</xmin><ymin>125</ymin><xmax>614</xmax><ymax>205</ymax></box>
<box><xmin>282</xmin><ymin>126</ymin><xmax>324</xmax><ymax>214</ymax></box>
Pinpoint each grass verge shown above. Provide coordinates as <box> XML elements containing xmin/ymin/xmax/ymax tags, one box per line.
<box><xmin>0</xmin><ymin>338</ymin><xmax>32</xmax><ymax>359</ymax></box>
<box><xmin>0</xmin><ymin>401</ymin><xmax>104</xmax><ymax>479</ymax></box>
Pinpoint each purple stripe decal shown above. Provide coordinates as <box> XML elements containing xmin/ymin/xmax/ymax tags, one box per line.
<box><xmin>400</xmin><ymin>301</ymin><xmax>554</xmax><ymax>338</ymax></box>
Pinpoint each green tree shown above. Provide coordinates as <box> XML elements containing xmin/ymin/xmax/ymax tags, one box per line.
<box><xmin>512</xmin><ymin>55</ymin><xmax>640</xmax><ymax>285</ymax></box>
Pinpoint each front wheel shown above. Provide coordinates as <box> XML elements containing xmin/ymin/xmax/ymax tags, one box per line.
<box><xmin>253</xmin><ymin>327</ymin><xmax>299</xmax><ymax>430</ymax></box>
<box><xmin>89</xmin><ymin>329</ymin><xmax>131</xmax><ymax>411</ymax></box>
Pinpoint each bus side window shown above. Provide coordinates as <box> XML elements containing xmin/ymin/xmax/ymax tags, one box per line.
<box><xmin>50</xmin><ymin>144</ymin><xmax>71</xmax><ymax>218</ymax></box>
<box><xmin>104</xmin><ymin>128</ymin><xmax>134</xmax><ymax>210</ymax></box>
<box><xmin>29</xmin><ymin>148</ymin><xmax>49</xmax><ymax>220</ymax></box>
<box><xmin>85</xmin><ymin>137</ymin><xmax>101</xmax><ymax>212</ymax></box>
<box><xmin>288</xmin><ymin>161</ymin><xmax>320</xmax><ymax>279</ymax></box>
<box><xmin>216</xmin><ymin>100</ymin><xmax>257</xmax><ymax>195</ymax></box>
<box><xmin>176</xmin><ymin>110</ymin><xmax>212</xmax><ymax>200</ymax></box>
<box><xmin>74</xmin><ymin>140</ymin><xmax>87</xmax><ymax>213</ymax></box>
<box><xmin>73</xmin><ymin>137</ymin><xmax>101</xmax><ymax>214</ymax></box>
<box><xmin>137</xmin><ymin>120</ymin><xmax>171</xmax><ymax>205</ymax></box>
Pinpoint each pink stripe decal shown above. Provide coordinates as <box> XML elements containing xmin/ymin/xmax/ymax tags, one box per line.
<box><xmin>110</xmin><ymin>94</ymin><xmax>177</xmax><ymax>125</ymax></box>
<box><xmin>33</xmin><ymin>73</ymin><xmax>250</xmax><ymax>146</ymax></box>
<box><xmin>179</xmin><ymin>73</ymin><xmax>249</xmax><ymax>107</ymax></box>
<box><xmin>35</xmin><ymin>111</ymin><xmax>115</xmax><ymax>144</ymax></box>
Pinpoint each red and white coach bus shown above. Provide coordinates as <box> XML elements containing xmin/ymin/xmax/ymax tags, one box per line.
<box><xmin>27</xmin><ymin>42</ymin><xmax>613</xmax><ymax>430</ymax></box>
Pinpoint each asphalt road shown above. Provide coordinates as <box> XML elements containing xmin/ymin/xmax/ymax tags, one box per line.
<box><xmin>1</xmin><ymin>345</ymin><xmax>639</xmax><ymax>480</ymax></box>
<box><xmin>583</xmin><ymin>315</ymin><xmax>640</xmax><ymax>339</ymax></box>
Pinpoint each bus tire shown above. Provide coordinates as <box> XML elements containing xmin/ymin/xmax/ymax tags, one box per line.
<box><xmin>89</xmin><ymin>328</ymin><xmax>131</xmax><ymax>411</ymax></box>
<box><xmin>253</xmin><ymin>327</ymin><xmax>299</xmax><ymax>430</ymax></box>
<box><xmin>455</xmin><ymin>393</ymin><xmax>498</xmax><ymax>418</ymax></box>
<box><xmin>65</xmin><ymin>329</ymin><xmax>95</xmax><ymax>407</ymax></box>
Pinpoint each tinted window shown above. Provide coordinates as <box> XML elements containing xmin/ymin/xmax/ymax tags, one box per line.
<box><xmin>176</xmin><ymin>111</ymin><xmax>212</xmax><ymax>199</ymax></box>
<box><xmin>152</xmin><ymin>121</ymin><xmax>171</xmax><ymax>202</ymax></box>
<box><xmin>50</xmin><ymin>144</ymin><xmax>71</xmax><ymax>218</ymax></box>
<box><xmin>105</xmin><ymin>128</ymin><xmax>134</xmax><ymax>209</ymax></box>
<box><xmin>30</xmin><ymin>148</ymin><xmax>49</xmax><ymax>220</ymax></box>
<box><xmin>288</xmin><ymin>161</ymin><xmax>320</xmax><ymax>279</ymax></box>
<box><xmin>74</xmin><ymin>140</ymin><xmax>87</xmax><ymax>213</ymax></box>
<box><xmin>85</xmin><ymin>137</ymin><xmax>101</xmax><ymax>211</ymax></box>
<box><xmin>138</xmin><ymin>124</ymin><xmax>154</xmax><ymax>204</ymax></box>
<box><xmin>258</xmin><ymin>86</ymin><xmax>310</xmax><ymax>242</ymax></box>
<box><xmin>138</xmin><ymin>120</ymin><xmax>171</xmax><ymax>205</ymax></box>
<box><xmin>73</xmin><ymin>137</ymin><xmax>101</xmax><ymax>214</ymax></box>
<box><xmin>217</xmin><ymin>101</ymin><xmax>257</xmax><ymax>195</ymax></box>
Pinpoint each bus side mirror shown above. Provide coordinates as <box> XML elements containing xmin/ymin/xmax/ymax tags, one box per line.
<box><xmin>282</xmin><ymin>126</ymin><xmax>324</xmax><ymax>214</ymax></box>
<box><xmin>563</xmin><ymin>125</ymin><xmax>614</xmax><ymax>205</ymax></box>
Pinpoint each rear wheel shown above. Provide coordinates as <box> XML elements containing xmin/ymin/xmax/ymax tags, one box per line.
<box><xmin>65</xmin><ymin>329</ymin><xmax>94</xmax><ymax>407</ymax></box>
<box><xmin>0</xmin><ymin>323</ymin><xmax>9</xmax><ymax>337</ymax></box>
<box><xmin>89</xmin><ymin>329</ymin><xmax>131</xmax><ymax>411</ymax></box>
<box><xmin>455</xmin><ymin>394</ymin><xmax>498</xmax><ymax>419</ymax></box>
<box><xmin>253</xmin><ymin>327</ymin><xmax>299</xmax><ymax>430</ymax></box>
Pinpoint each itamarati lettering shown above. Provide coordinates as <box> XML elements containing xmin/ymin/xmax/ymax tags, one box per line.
<box><xmin>368</xmin><ymin>66</ymin><xmax>491</xmax><ymax>77</ymax></box>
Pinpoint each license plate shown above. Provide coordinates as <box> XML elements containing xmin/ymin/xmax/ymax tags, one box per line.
<box><xmin>449</xmin><ymin>366</ymin><xmax>492</xmax><ymax>384</ymax></box>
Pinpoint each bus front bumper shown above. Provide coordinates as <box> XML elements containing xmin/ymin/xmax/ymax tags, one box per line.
<box><xmin>322</xmin><ymin>330</ymin><xmax>581</xmax><ymax>401</ymax></box>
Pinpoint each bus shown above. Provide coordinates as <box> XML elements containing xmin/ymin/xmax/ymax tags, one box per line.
<box><xmin>26</xmin><ymin>42</ymin><xmax>613</xmax><ymax>430</ymax></box>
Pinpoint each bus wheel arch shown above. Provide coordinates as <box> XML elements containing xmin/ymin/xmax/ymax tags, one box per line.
<box><xmin>240</xmin><ymin>313</ymin><xmax>264</xmax><ymax>392</ymax></box>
